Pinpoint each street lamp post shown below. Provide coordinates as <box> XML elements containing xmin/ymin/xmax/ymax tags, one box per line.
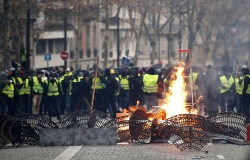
<box><xmin>179</xmin><ymin>13</ymin><xmax>182</xmax><ymax>50</ymax></box>
<box><xmin>26</xmin><ymin>0</ymin><xmax>30</xmax><ymax>71</ymax></box>
<box><xmin>117</xmin><ymin>3</ymin><xmax>120</xmax><ymax>67</ymax></box>
<box><xmin>63</xmin><ymin>0</ymin><xmax>67</xmax><ymax>70</ymax></box>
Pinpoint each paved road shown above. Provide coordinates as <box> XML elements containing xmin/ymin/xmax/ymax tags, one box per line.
<box><xmin>0</xmin><ymin>143</ymin><xmax>250</xmax><ymax>160</ymax></box>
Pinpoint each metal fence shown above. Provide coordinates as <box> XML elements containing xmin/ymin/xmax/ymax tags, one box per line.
<box><xmin>0</xmin><ymin>110</ymin><xmax>249</xmax><ymax>151</ymax></box>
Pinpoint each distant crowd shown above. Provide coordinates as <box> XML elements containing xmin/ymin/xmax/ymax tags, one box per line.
<box><xmin>1</xmin><ymin>58</ymin><xmax>250</xmax><ymax>119</ymax></box>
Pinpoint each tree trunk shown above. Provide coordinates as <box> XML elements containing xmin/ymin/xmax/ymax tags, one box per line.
<box><xmin>224</xmin><ymin>34</ymin><xmax>230</xmax><ymax>67</ymax></box>
<box><xmin>167</xmin><ymin>37</ymin><xmax>172</xmax><ymax>65</ymax></box>
<box><xmin>150</xmin><ymin>41</ymin><xmax>157</xmax><ymax>64</ymax></box>
<box><xmin>75</xmin><ymin>11</ymin><xmax>82</xmax><ymax>70</ymax></box>
<box><xmin>103</xmin><ymin>0</ymin><xmax>109</xmax><ymax>68</ymax></box>
<box><xmin>187</xmin><ymin>32</ymin><xmax>196</xmax><ymax>63</ymax></box>
<box><xmin>128</xmin><ymin>3</ymin><xmax>147</xmax><ymax>67</ymax></box>
<box><xmin>3</xmin><ymin>0</ymin><xmax>10</xmax><ymax>68</ymax></box>
<box><xmin>12</xmin><ymin>4</ymin><xmax>20</xmax><ymax>62</ymax></box>
<box><xmin>167</xmin><ymin>1</ymin><xmax>174</xmax><ymax>65</ymax></box>
<box><xmin>75</xmin><ymin>31</ymin><xmax>81</xmax><ymax>70</ymax></box>
<box><xmin>134</xmin><ymin>37</ymin><xmax>140</xmax><ymax>66</ymax></box>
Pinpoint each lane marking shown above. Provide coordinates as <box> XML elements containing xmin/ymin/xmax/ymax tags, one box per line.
<box><xmin>54</xmin><ymin>146</ymin><xmax>82</xmax><ymax>160</ymax></box>
<box><xmin>216</xmin><ymin>155</ymin><xmax>226</xmax><ymax>159</ymax></box>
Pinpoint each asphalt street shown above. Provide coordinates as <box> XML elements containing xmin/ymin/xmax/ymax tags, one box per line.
<box><xmin>0</xmin><ymin>142</ymin><xmax>250</xmax><ymax>160</ymax></box>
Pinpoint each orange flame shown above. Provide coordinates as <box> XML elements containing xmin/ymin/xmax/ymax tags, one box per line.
<box><xmin>161</xmin><ymin>66</ymin><xmax>197</xmax><ymax>118</ymax></box>
<box><xmin>128</xmin><ymin>101</ymin><xmax>141</xmax><ymax>113</ymax></box>
<box><xmin>122</xmin><ymin>108</ymin><xmax>129</xmax><ymax>113</ymax></box>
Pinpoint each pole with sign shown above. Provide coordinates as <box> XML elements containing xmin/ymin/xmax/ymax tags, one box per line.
<box><xmin>121</xmin><ymin>56</ymin><xmax>130</xmax><ymax>68</ymax></box>
<box><xmin>61</xmin><ymin>51</ymin><xmax>69</xmax><ymax>61</ymax></box>
<box><xmin>44</xmin><ymin>53</ymin><xmax>52</xmax><ymax>68</ymax></box>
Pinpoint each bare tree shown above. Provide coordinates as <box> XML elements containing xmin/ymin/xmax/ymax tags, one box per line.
<box><xmin>199</xmin><ymin>0</ymin><xmax>250</xmax><ymax>66</ymax></box>
<box><xmin>127</xmin><ymin>0</ymin><xmax>147</xmax><ymax>66</ymax></box>
<box><xmin>143</xmin><ymin>0</ymin><xmax>186</xmax><ymax>64</ymax></box>
<box><xmin>2</xmin><ymin>0</ymin><xmax>10</xmax><ymax>68</ymax></box>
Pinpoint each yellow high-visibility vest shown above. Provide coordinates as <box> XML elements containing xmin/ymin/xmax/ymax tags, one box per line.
<box><xmin>115</xmin><ymin>77</ymin><xmax>120</xmax><ymax>96</ymax></box>
<box><xmin>2</xmin><ymin>83</ymin><xmax>15</xmax><ymax>98</ymax></box>
<box><xmin>21</xmin><ymin>51</ymin><xmax>27</xmax><ymax>62</ymax></box>
<box><xmin>219</xmin><ymin>76</ymin><xmax>234</xmax><ymax>93</ymax></box>
<box><xmin>120</xmin><ymin>76</ymin><xmax>129</xmax><ymax>90</ymax></box>
<box><xmin>235</xmin><ymin>77</ymin><xmax>243</xmax><ymax>95</ymax></box>
<box><xmin>244</xmin><ymin>75</ymin><xmax>250</xmax><ymax>94</ymax></box>
<box><xmin>69</xmin><ymin>77</ymin><xmax>82</xmax><ymax>95</ymax></box>
<box><xmin>92</xmin><ymin>77</ymin><xmax>103</xmax><ymax>90</ymax></box>
<box><xmin>56</xmin><ymin>78</ymin><xmax>64</xmax><ymax>94</ymax></box>
<box><xmin>32</xmin><ymin>77</ymin><xmax>44</xmax><ymax>94</ymax></box>
<box><xmin>18</xmin><ymin>78</ymin><xmax>30</xmax><ymax>95</ymax></box>
<box><xmin>63</xmin><ymin>72</ymin><xmax>72</xmax><ymax>78</ymax></box>
<box><xmin>143</xmin><ymin>74</ymin><xmax>158</xmax><ymax>93</ymax></box>
<box><xmin>47</xmin><ymin>80</ymin><xmax>59</xmax><ymax>96</ymax></box>
<box><xmin>189</xmin><ymin>72</ymin><xmax>199</xmax><ymax>90</ymax></box>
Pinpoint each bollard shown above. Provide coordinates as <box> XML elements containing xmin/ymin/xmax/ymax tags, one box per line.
<box><xmin>247</xmin><ymin>125</ymin><xmax>250</xmax><ymax>142</ymax></box>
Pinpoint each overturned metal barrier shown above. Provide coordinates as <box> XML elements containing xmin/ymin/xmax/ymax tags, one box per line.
<box><xmin>14</xmin><ymin>114</ymin><xmax>58</xmax><ymax>146</ymax></box>
<box><xmin>161</xmin><ymin>114</ymin><xmax>215</xmax><ymax>151</ymax></box>
<box><xmin>125</xmin><ymin>111</ymin><xmax>250</xmax><ymax>151</ymax></box>
<box><xmin>0</xmin><ymin>114</ymin><xmax>15</xmax><ymax>148</ymax></box>
<box><xmin>0</xmin><ymin>114</ymin><xmax>40</xmax><ymax>148</ymax></box>
<box><xmin>1</xmin><ymin>111</ymin><xmax>250</xmax><ymax>151</ymax></box>
<box><xmin>207</xmin><ymin>112</ymin><xmax>250</xmax><ymax>139</ymax></box>
<box><xmin>117</xmin><ymin>116</ymin><xmax>130</xmax><ymax>143</ymax></box>
<box><xmin>57</xmin><ymin>110</ymin><xmax>117</xmax><ymax>129</ymax></box>
<box><xmin>40</xmin><ymin>110</ymin><xmax>117</xmax><ymax>146</ymax></box>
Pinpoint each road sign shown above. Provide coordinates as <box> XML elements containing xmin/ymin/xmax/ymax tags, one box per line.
<box><xmin>61</xmin><ymin>51</ymin><xmax>69</xmax><ymax>61</ymax></box>
<box><xmin>44</xmin><ymin>53</ymin><xmax>52</xmax><ymax>61</ymax></box>
<box><xmin>122</xmin><ymin>56</ymin><xmax>130</xmax><ymax>67</ymax></box>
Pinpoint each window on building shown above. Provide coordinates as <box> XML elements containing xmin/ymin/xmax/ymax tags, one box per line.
<box><xmin>87</xmin><ymin>49</ymin><xmax>91</xmax><ymax>58</ymax></box>
<box><xmin>109</xmin><ymin>51</ymin><xmax>113</xmax><ymax>58</ymax></box>
<box><xmin>48</xmin><ymin>39</ymin><xmax>53</xmax><ymax>53</ymax></box>
<box><xmin>94</xmin><ymin>48</ymin><xmax>98</xmax><ymax>57</ymax></box>
<box><xmin>86</xmin><ymin>26</ymin><xmax>90</xmax><ymax>48</ymax></box>
<box><xmin>70</xmin><ymin>50</ymin><xmax>74</xmax><ymax>59</ymax></box>
<box><xmin>126</xmin><ymin>50</ymin><xmax>129</xmax><ymax>57</ymax></box>
<box><xmin>93</xmin><ymin>26</ymin><xmax>96</xmax><ymax>48</ymax></box>
<box><xmin>36</xmin><ymin>40</ymin><xmax>46</xmax><ymax>54</ymax></box>
<box><xmin>55</xmin><ymin>39</ymin><xmax>64</xmax><ymax>53</ymax></box>
<box><xmin>102</xmin><ymin>52</ymin><xmax>104</xmax><ymax>58</ymax></box>
<box><xmin>162</xmin><ymin>51</ymin><xmax>165</xmax><ymax>54</ymax></box>
<box><xmin>80</xmin><ymin>50</ymin><xmax>83</xmax><ymax>58</ymax></box>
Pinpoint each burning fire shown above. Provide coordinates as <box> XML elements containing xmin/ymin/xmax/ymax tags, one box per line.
<box><xmin>123</xmin><ymin>101</ymin><xmax>141</xmax><ymax>113</ymax></box>
<box><xmin>120</xmin><ymin>66</ymin><xmax>197</xmax><ymax>124</ymax></box>
<box><xmin>161</xmin><ymin>66</ymin><xmax>197</xmax><ymax>118</ymax></box>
